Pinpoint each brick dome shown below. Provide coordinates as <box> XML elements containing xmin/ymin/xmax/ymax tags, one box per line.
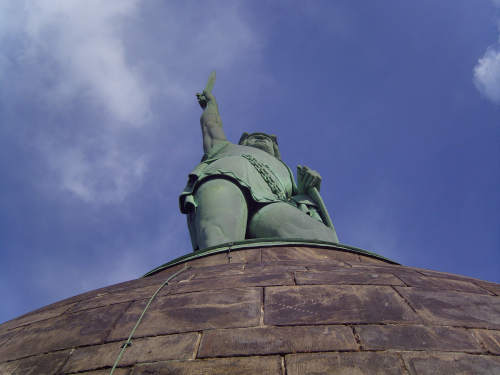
<box><xmin>1</xmin><ymin>243</ymin><xmax>499</xmax><ymax>374</ymax></box>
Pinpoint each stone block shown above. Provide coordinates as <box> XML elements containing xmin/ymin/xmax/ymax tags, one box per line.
<box><xmin>72</xmin><ymin>369</ymin><xmax>129</xmax><ymax>375</ymax></box>
<box><xmin>108</xmin><ymin>288</ymin><xmax>261</xmax><ymax>340</ymax></box>
<box><xmin>41</xmin><ymin>278</ymin><xmax>152</xmax><ymax>314</ymax></box>
<box><xmin>189</xmin><ymin>263</ymin><xmax>248</xmax><ymax>279</ymax></box>
<box><xmin>0</xmin><ymin>350</ymin><xmax>71</xmax><ymax>375</ymax></box>
<box><xmin>198</xmin><ymin>325</ymin><xmax>357</xmax><ymax>357</ymax></box>
<box><xmin>402</xmin><ymin>352</ymin><xmax>500</xmax><ymax>375</ymax></box>
<box><xmin>262</xmin><ymin>246</ymin><xmax>358</xmax><ymax>265</ymax></box>
<box><xmin>415</xmin><ymin>268</ymin><xmax>484</xmax><ymax>283</ymax></box>
<box><xmin>356</xmin><ymin>324</ymin><xmax>482</xmax><ymax>352</ymax></box>
<box><xmin>473</xmin><ymin>329</ymin><xmax>500</xmax><ymax>354</ymax></box>
<box><xmin>350</xmin><ymin>263</ymin><xmax>415</xmax><ymax>273</ymax></box>
<box><xmin>187</xmin><ymin>262</ymin><xmax>304</xmax><ymax>280</ymax></box>
<box><xmin>476</xmin><ymin>281</ymin><xmax>500</xmax><ymax>296</ymax></box>
<box><xmin>396</xmin><ymin>287</ymin><xmax>500</xmax><ymax>328</ymax></box>
<box><xmin>350</xmin><ymin>264</ymin><xmax>424</xmax><ymax>283</ymax></box>
<box><xmin>11</xmin><ymin>289</ymin><xmax>101</xmax><ymax>320</ymax></box>
<box><xmin>69</xmin><ymin>284</ymin><xmax>160</xmax><ymax>312</ymax></box>
<box><xmin>141</xmin><ymin>263</ymin><xmax>194</xmax><ymax>284</ymax></box>
<box><xmin>186</xmin><ymin>253</ymin><xmax>229</xmax><ymax>268</ymax></box>
<box><xmin>395</xmin><ymin>273</ymin><xmax>491</xmax><ymax>294</ymax></box>
<box><xmin>63</xmin><ymin>333</ymin><xmax>199</xmax><ymax>372</ymax></box>
<box><xmin>228</xmin><ymin>248</ymin><xmax>261</xmax><ymax>264</ymax></box>
<box><xmin>294</xmin><ymin>269</ymin><xmax>403</xmax><ymax>286</ymax></box>
<box><xmin>0</xmin><ymin>326</ymin><xmax>23</xmax><ymax>347</ymax></box>
<box><xmin>131</xmin><ymin>355</ymin><xmax>282</xmax><ymax>374</ymax></box>
<box><xmin>241</xmin><ymin>263</ymin><xmax>308</xmax><ymax>274</ymax></box>
<box><xmin>265</xmin><ymin>285</ymin><xmax>419</xmax><ymax>325</ymax></box>
<box><xmin>0</xmin><ymin>302</ymin><xmax>75</xmax><ymax>333</ymax></box>
<box><xmin>167</xmin><ymin>272</ymin><xmax>293</xmax><ymax>295</ymax></box>
<box><xmin>357</xmin><ymin>255</ymin><xmax>394</xmax><ymax>265</ymax></box>
<box><xmin>0</xmin><ymin>303</ymin><xmax>129</xmax><ymax>362</ymax></box>
<box><xmin>286</xmin><ymin>352</ymin><xmax>404</xmax><ymax>374</ymax></box>
<box><xmin>300</xmin><ymin>264</ymin><xmax>350</xmax><ymax>272</ymax></box>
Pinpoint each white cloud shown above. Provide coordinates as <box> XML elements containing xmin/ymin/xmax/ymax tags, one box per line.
<box><xmin>42</xmin><ymin>138</ymin><xmax>147</xmax><ymax>204</ymax></box>
<box><xmin>0</xmin><ymin>1</ymin><xmax>263</xmax><ymax>204</ymax></box>
<box><xmin>21</xmin><ymin>0</ymin><xmax>151</xmax><ymax>126</ymax></box>
<box><xmin>473</xmin><ymin>1</ymin><xmax>500</xmax><ymax>104</ymax></box>
<box><xmin>474</xmin><ymin>48</ymin><xmax>500</xmax><ymax>104</ymax></box>
<box><xmin>0</xmin><ymin>0</ymin><xmax>151</xmax><ymax>203</ymax></box>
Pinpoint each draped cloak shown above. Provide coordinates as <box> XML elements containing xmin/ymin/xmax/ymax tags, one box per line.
<box><xmin>179</xmin><ymin>141</ymin><xmax>297</xmax><ymax>214</ymax></box>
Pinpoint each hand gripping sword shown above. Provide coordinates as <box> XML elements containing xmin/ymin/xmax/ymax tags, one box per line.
<box><xmin>297</xmin><ymin>165</ymin><xmax>339</xmax><ymax>242</ymax></box>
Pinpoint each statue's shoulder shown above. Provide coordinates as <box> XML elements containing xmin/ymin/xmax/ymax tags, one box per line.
<box><xmin>201</xmin><ymin>140</ymin><xmax>233</xmax><ymax>162</ymax></box>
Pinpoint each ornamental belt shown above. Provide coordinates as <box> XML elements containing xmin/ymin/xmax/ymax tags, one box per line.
<box><xmin>241</xmin><ymin>154</ymin><xmax>287</xmax><ymax>200</ymax></box>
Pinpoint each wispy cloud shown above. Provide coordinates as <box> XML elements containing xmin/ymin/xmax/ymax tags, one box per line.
<box><xmin>0</xmin><ymin>0</ymin><xmax>151</xmax><ymax>203</ymax></box>
<box><xmin>474</xmin><ymin>47</ymin><xmax>500</xmax><ymax>103</ymax></box>
<box><xmin>33</xmin><ymin>215</ymin><xmax>189</xmax><ymax>304</ymax></box>
<box><xmin>18</xmin><ymin>0</ymin><xmax>150</xmax><ymax>125</ymax></box>
<box><xmin>40</xmin><ymin>135</ymin><xmax>147</xmax><ymax>203</ymax></box>
<box><xmin>0</xmin><ymin>0</ymin><xmax>262</xmax><ymax>204</ymax></box>
<box><xmin>473</xmin><ymin>1</ymin><xmax>500</xmax><ymax>104</ymax></box>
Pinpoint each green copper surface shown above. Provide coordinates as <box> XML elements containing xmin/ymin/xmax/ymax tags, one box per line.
<box><xmin>180</xmin><ymin>73</ymin><xmax>339</xmax><ymax>251</ymax></box>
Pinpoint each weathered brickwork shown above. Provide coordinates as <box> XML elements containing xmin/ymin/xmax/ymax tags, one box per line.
<box><xmin>0</xmin><ymin>245</ymin><xmax>499</xmax><ymax>374</ymax></box>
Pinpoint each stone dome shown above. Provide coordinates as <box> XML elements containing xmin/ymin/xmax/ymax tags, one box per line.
<box><xmin>1</xmin><ymin>242</ymin><xmax>499</xmax><ymax>374</ymax></box>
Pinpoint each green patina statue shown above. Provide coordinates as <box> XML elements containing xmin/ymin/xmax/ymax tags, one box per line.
<box><xmin>180</xmin><ymin>72</ymin><xmax>338</xmax><ymax>250</ymax></box>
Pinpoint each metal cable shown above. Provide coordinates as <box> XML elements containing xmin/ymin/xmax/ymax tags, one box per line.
<box><xmin>109</xmin><ymin>264</ymin><xmax>190</xmax><ymax>374</ymax></box>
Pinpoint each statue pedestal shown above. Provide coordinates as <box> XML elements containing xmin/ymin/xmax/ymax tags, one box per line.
<box><xmin>1</xmin><ymin>242</ymin><xmax>499</xmax><ymax>374</ymax></box>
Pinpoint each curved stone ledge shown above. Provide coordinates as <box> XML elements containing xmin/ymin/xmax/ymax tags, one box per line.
<box><xmin>143</xmin><ymin>239</ymin><xmax>399</xmax><ymax>277</ymax></box>
<box><xmin>0</xmin><ymin>245</ymin><xmax>499</xmax><ymax>374</ymax></box>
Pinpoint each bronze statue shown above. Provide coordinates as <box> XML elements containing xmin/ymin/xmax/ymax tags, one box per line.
<box><xmin>180</xmin><ymin>72</ymin><xmax>338</xmax><ymax>250</ymax></box>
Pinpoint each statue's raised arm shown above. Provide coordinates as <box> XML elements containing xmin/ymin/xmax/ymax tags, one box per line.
<box><xmin>196</xmin><ymin>71</ymin><xmax>227</xmax><ymax>153</ymax></box>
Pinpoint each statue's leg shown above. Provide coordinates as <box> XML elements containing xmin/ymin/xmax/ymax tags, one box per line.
<box><xmin>248</xmin><ymin>202</ymin><xmax>338</xmax><ymax>243</ymax></box>
<box><xmin>191</xmin><ymin>179</ymin><xmax>248</xmax><ymax>249</ymax></box>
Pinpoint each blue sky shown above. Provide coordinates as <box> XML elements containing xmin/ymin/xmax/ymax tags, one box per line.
<box><xmin>1</xmin><ymin>0</ymin><xmax>499</xmax><ymax>324</ymax></box>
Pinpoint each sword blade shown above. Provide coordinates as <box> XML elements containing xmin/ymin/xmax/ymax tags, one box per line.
<box><xmin>204</xmin><ymin>71</ymin><xmax>216</xmax><ymax>93</ymax></box>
